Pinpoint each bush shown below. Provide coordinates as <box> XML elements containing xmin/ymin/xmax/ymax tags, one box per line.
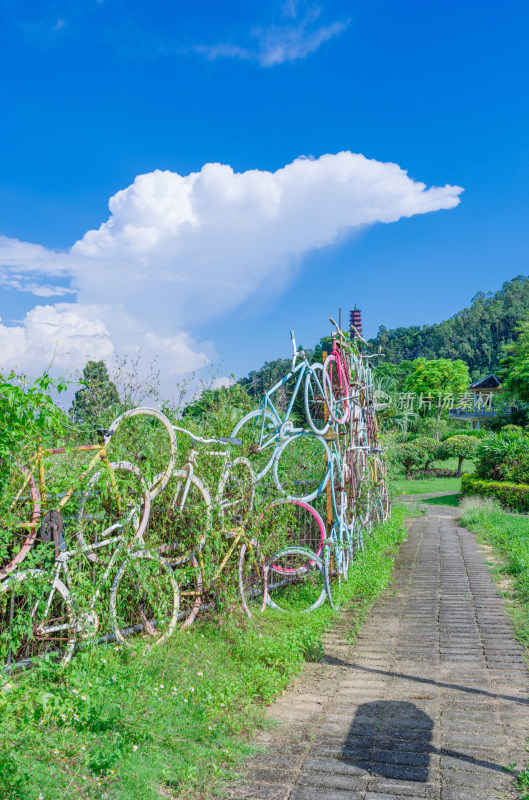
<box><xmin>390</xmin><ymin>442</ymin><xmax>424</xmax><ymax>478</ymax></box>
<box><xmin>410</xmin><ymin>436</ymin><xmax>443</xmax><ymax>470</ymax></box>
<box><xmin>461</xmin><ymin>473</ymin><xmax>529</xmax><ymax>513</ymax></box>
<box><xmin>474</xmin><ymin>429</ymin><xmax>529</xmax><ymax>484</ymax></box>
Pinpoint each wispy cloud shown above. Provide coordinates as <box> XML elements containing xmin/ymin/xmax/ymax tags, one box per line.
<box><xmin>195</xmin><ymin>3</ymin><xmax>349</xmax><ymax>67</ymax></box>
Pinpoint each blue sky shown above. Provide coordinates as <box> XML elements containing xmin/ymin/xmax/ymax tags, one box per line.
<box><xmin>0</xmin><ymin>0</ymin><xmax>528</xmax><ymax>391</ymax></box>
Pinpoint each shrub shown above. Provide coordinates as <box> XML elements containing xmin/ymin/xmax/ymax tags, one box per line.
<box><xmin>461</xmin><ymin>473</ymin><xmax>529</xmax><ymax>513</ymax></box>
<box><xmin>411</xmin><ymin>436</ymin><xmax>443</xmax><ymax>470</ymax></box>
<box><xmin>390</xmin><ymin>442</ymin><xmax>424</xmax><ymax>478</ymax></box>
<box><xmin>474</xmin><ymin>429</ymin><xmax>529</xmax><ymax>484</ymax></box>
<box><xmin>442</xmin><ymin>435</ymin><xmax>480</xmax><ymax>477</ymax></box>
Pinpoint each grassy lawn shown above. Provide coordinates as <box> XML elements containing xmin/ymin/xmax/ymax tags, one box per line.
<box><xmin>393</xmin><ymin>457</ymin><xmax>475</xmax><ymax>497</ymax></box>
<box><xmin>0</xmin><ymin>508</ymin><xmax>408</xmax><ymax>800</ymax></box>
<box><xmin>393</xmin><ymin>475</ymin><xmax>462</xmax><ymax>496</ymax></box>
<box><xmin>459</xmin><ymin>499</ymin><xmax>529</xmax><ymax>795</ymax></box>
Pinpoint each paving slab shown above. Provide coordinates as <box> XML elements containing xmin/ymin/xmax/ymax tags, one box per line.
<box><xmin>221</xmin><ymin>508</ymin><xmax>529</xmax><ymax>799</ymax></box>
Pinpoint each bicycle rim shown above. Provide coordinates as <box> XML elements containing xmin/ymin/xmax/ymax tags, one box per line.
<box><xmin>304</xmin><ymin>364</ymin><xmax>330</xmax><ymax>435</ymax></box>
<box><xmin>110</xmin><ymin>551</ymin><xmax>179</xmax><ymax>646</ymax></box>
<box><xmin>217</xmin><ymin>457</ymin><xmax>255</xmax><ymax>529</ymax></box>
<box><xmin>106</xmin><ymin>407</ymin><xmax>177</xmax><ymax>501</ymax></box>
<box><xmin>0</xmin><ymin>570</ymin><xmax>75</xmax><ymax>671</ymax></box>
<box><xmin>266</xmin><ymin>547</ymin><xmax>327</xmax><ymax>613</ymax></box>
<box><xmin>238</xmin><ymin>540</ymin><xmax>267</xmax><ymax>617</ymax></box>
<box><xmin>273</xmin><ymin>433</ymin><xmax>331</xmax><ymax>502</ymax></box>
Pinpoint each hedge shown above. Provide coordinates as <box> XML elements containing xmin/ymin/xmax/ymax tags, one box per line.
<box><xmin>461</xmin><ymin>473</ymin><xmax>529</xmax><ymax>513</ymax></box>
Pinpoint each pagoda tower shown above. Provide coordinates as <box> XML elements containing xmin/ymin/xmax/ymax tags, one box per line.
<box><xmin>349</xmin><ymin>306</ymin><xmax>362</xmax><ymax>339</ymax></box>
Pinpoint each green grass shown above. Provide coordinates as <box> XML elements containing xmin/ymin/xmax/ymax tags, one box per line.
<box><xmin>393</xmin><ymin>457</ymin><xmax>474</xmax><ymax>497</ymax></box>
<box><xmin>460</xmin><ymin>500</ymin><xmax>529</xmax><ymax>647</ymax></box>
<box><xmin>394</xmin><ymin>475</ymin><xmax>462</xmax><ymax>496</ymax></box>
<box><xmin>0</xmin><ymin>508</ymin><xmax>408</xmax><ymax>800</ymax></box>
<box><xmin>422</xmin><ymin>493</ymin><xmax>461</xmax><ymax>508</ymax></box>
<box><xmin>459</xmin><ymin>499</ymin><xmax>529</xmax><ymax>790</ymax></box>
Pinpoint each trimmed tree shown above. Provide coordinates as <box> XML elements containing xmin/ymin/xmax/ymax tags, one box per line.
<box><xmin>443</xmin><ymin>434</ymin><xmax>480</xmax><ymax>477</ymax></box>
<box><xmin>413</xmin><ymin>436</ymin><xmax>442</xmax><ymax>471</ymax></box>
<box><xmin>391</xmin><ymin>442</ymin><xmax>424</xmax><ymax>478</ymax></box>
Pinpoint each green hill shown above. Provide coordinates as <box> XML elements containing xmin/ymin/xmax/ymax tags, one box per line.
<box><xmin>369</xmin><ymin>275</ymin><xmax>529</xmax><ymax>378</ymax></box>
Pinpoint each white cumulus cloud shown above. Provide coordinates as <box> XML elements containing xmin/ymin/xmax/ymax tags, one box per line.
<box><xmin>0</xmin><ymin>151</ymin><xmax>463</xmax><ymax>384</ymax></box>
<box><xmin>0</xmin><ymin>304</ymin><xmax>113</xmax><ymax>374</ymax></box>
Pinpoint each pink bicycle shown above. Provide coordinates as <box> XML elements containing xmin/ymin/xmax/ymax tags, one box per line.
<box><xmin>323</xmin><ymin>317</ymin><xmax>351</xmax><ymax>425</ymax></box>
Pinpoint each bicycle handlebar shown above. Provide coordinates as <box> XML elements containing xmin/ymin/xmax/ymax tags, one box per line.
<box><xmin>329</xmin><ymin>316</ymin><xmax>368</xmax><ymax>346</ymax></box>
<box><xmin>290</xmin><ymin>329</ymin><xmax>305</xmax><ymax>369</ymax></box>
<box><xmin>172</xmin><ymin>425</ymin><xmax>241</xmax><ymax>447</ymax></box>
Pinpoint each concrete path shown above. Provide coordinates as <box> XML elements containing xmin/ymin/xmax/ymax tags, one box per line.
<box><xmin>224</xmin><ymin>508</ymin><xmax>529</xmax><ymax>800</ymax></box>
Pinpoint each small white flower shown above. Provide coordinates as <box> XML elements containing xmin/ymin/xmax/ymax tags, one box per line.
<box><xmin>81</xmin><ymin>695</ymin><xmax>87</xmax><ymax>701</ymax></box>
<box><xmin>81</xmin><ymin>745</ymin><xmax>86</xmax><ymax>750</ymax></box>
<box><xmin>132</xmin><ymin>745</ymin><xmax>138</xmax><ymax>751</ymax></box>
<box><xmin>197</xmin><ymin>671</ymin><xmax>203</xmax><ymax>677</ymax></box>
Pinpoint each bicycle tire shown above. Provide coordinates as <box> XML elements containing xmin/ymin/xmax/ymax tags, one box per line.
<box><xmin>304</xmin><ymin>364</ymin><xmax>330</xmax><ymax>436</ymax></box>
<box><xmin>272</xmin><ymin>432</ymin><xmax>331</xmax><ymax>502</ymax></box>
<box><xmin>238</xmin><ymin>539</ymin><xmax>267</xmax><ymax>617</ymax></box>
<box><xmin>0</xmin><ymin>467</ymin><xmax>41</xmax><ymax>580</ymax></box>
<box><xmin>0</xmin><ymin>569</ymin><xmax>76</xmax><ymax>671</ymax></box>
<box><xmin>258</xmin><ymin>498</ymin><xmax>326</xmax><ymax>562</ymax></box>
<box><xmin>266</xmin><ymin>546</ymin><xmax>327</xmax><ymax>613</ymax></box>
<box><xmin>230</xmin><ymin>409</ymin><xmax>280</xmax><ymax>482</ymax></box>
<box><xmin>76</xmin><ymin>461</ymin><xmax>151</xmax><ymax>558</ymax></box>
<box><xmin>106</xmin><ymin>407</ymin><xmax>177</xmax><ymax>501</ymax></box>
<box><xmin>110</xmin><ymin>550</ymin><xmax>179</xmax><ymax>646</ymax></box>
<box><xmin>323</xmin><ymin>353</ymin><xmax>350</xmax><ymax>425</ymax></box>
<box><xmin>217</xmin><ymin>457</ymin><xmax>255</xmax><ymax>529</ymax></box>
<box><xmin>155</xmin><ymin>470</ymin><xmax>212</xmax><ymax>566</ymax></box>
<box><xmin>324</xmin><ymin>542</ymin><xmax>341</xmax><ymax>611</ymax></box>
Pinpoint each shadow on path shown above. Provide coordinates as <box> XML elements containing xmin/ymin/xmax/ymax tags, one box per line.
<box><xmin>345</xmin><ymin>701</ymin><xmax>515</xmax><ymax>781</ymax></box>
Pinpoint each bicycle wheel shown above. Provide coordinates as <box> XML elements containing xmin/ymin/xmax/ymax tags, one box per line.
<box><xmin>324</xmin><ymin>541</ymin><xmax>341</xmax><ymax>611</ymax></box>
<box><xmin>323</xmin><ymin>353</ymin><xmax>350</xmax><ymax>425</ymax></box>
<box><xmin>273</xmin><ymin>432</ymin><xmax>331</xmax><ymax>502</ymax></box>
<box><xmin>155</xmin><ymin>470</ymin><xmax>211</xmax><ymax>566</ymax></box>
<box><xmin>106</xmin><ymin>407</ymin><xmax>177</xmax><ymax>501</ymax></box>
<box><xmin>257</xmin><ymin>498</ymin><xmax>326</xmax><ymax>556</ymax></box>
<box><xmin>304</xmin><ymin>364</ymin><xmax>330</xmax><ymax>436</ymax></box>
<box><xmin>0</xmin><ymin>467</ymin><xmax>41</xmax><ymax>580</ymax></box>
<box><xmin>266</xmin><ymin>547</ymin><xmax>327</xmax><ymax>613</ymax></box>
<box><xmin>217</xmin><ymin>457</ymin><xmax>255</xmax><ymax>529</ymax></box>
<box><xmin>0</xmin><ymin>569</ymin><xmax>76</xmax><ymax>671</ymax></box>
<box><xmin>110</xmin><ymin>550</ymin><xmax>179</xmax><ymax>646</ymax></box>
<box><xmin>230</xmin><ymin>409</ymin><xmax>280</xmax><ymax>482</ymax></box>
<box><xmin>76</xmin><ymin>462</ymin><xmax>151</xmax><ymax>558</ymax></box>
<box><xmin>238</xmin><ymin>539</ymin><xmax>267</xmax><ymax>617</ymax></box>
